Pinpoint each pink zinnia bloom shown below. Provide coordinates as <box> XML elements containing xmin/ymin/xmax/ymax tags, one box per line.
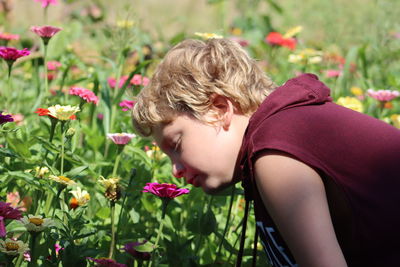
<box><xmin>0</xmin><ymin>201</ymin><xmax>22</xmax><ymax>237</ymax></box>
<box><xmin>0</xmin><ymin>33</ymin><xmax>20</xmax><ymax>41</ymax></box>
<box><xmin>324</xmin><ymin>69</ymin><xmax>342</xmax><ymax>78</ymax></box>
<box><xmin>108</xmin><ymin>75</ymin><xmax>128</xmax><ymax>89</ymax></box>
<box><xmin>87</xmin><ymin>257</ymin><xmax>127</xmax><ymax>267</ymax></box>
<box><xmin>143</xmin><ymin>183</ymin><xmax>190</xmax><ymax>199</ymax></box>
<box><xmin>367</xmin><ymin>89</ymin><xmax>400</xmax><ymax>102</ymax></box>
<box><xmin>0</xmin><ymin>47</ymin><xmax>30</xmax><ymax>62</ymax></box>
<box><xmin>6</xmin><ymin>192</ymin><xmax>27</xmax><ymax>212</ymax></box>
<box><xmin>47</xmin><ymin>60</ymin><xmax>62</xmax><ymax>71</ymax></box>
<box><xmin>130</xmin><ymin>74</ymin><xmax>149</xmax><ymax>86</ymax></box>
<box><xmin>107</xmin><ymin>133</ymin><xmax>136</xmax><ymax>145</ymax></box>
<box><xmin>30</xmin><ymin>26</ymin><xmax>62</xmax><ymax>44</ymax></box>
<box><xmin>229</xmin><ymin>36</ymin><xmax>250</xmax><ymax>47</ymax></box>
<box><xmin>69</xmin><ymin>87</ymin><xmax>99</xmax><ymax>105</ymax></box>
<box><xmin>119</xmin><ymin>100</ymin><xmax>136</xmax><ymax>111</ymax></box>
<box><xmin>34</xmin><ymin>0</ymin><xmax>58</xmax><ymax>8</ymax></box>
<box><xmin>124</xmin><ymin>241</ymin><xmax>151</xmax><ymax>260</ymax></box>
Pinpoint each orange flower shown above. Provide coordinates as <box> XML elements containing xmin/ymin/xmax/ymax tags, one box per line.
<box><xmin>265</xmin><ymin>32</ymin><xmax>296</xmax><ymax>50</ymax></box>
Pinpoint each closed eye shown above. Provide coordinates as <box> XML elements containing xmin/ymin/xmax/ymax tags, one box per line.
<box><xmin>173</xmin><ymin>137</ymin><xmax>181</xmax><ymax>152</ymax></box>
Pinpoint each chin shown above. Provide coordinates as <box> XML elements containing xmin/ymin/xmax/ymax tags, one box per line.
<box><xmin>201</xmin><ymin>178</ymin><xmax>234</xmax><ymax>195</ymax></box>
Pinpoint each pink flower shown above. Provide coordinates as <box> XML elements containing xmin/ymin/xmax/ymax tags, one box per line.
<box><xmin>97</xmin><ymin>113</ymin><xmax>104</xmax><ymax>120</ymax></box>
<box><xmin>229</xmin><ymin>36</ymin><xmax>250</xmax><ymax>47</ymax></box>
<box><xmin>0</xmin><ymin>47</ymin><xmax>30</xmax><ymax>62</ymax></box>
<box><xmin>107</xmin><ymin>75</ymin><xmax>128</xmax><ymax>89</ymax></box>
<box><xmin>0</xmin><ymin>201</ymin><xmax>22</xmax><ymax>237</ymax></box>
<box><xmin>0</xmin><ymin>33</ymin><xmax>20</xmax><ymax>41</ymax></box>
<box><xmin>367</xmin><ymin>89</ymin><xmax>400</xmax><ymax>102</ymax></box>
<box><xmin>119</xmin><ymin>100</ymin><xmax>136</xmax><ymax>111</ymax></box>
<box><xmin>324</xmin><ymin>69</ymin><xmax>342</xmax><ymax>78</ymax></box>
<box><xmin>47</xmin><ymin>60</ymin><xmax>62</xmax><ymax>71</ymax></box>
<box><xmin>34</xmin><ymin>0</ymin><xmax>58</xmax><ymax>8</ymax></box>
<box><xmin>124</xmin><ymin>241</ymin><xmax>151</xmax><ymax>261</ymax></box>
<box><xmin>30</xmin><ymin>26</ymin><xmax>62</xmax><ymax>44</ymax></box>
<box><xmin>69</xmin><ymin>87</ymin><xmax>99</xmax><ymax>105</ymax></box>
<box><xmin>143</xmin><ymin>183</ymin><xmax>190</xmax><ymax>199</ymax></box>
<box><xmin>6</xmin><ymin>192</ymin><xmax>27</xmax><ymax>211</ymax></box>
<box><xmin>11</xmin><ymin>114</ymin><xmax>24</xmax><ymax>126</ymax></box>
<box><xmin>130</xmin><ymin>74</ymin><xmax>149</xmax><ymax>86</ymax></box>
<box><xmin>87</xmin><ymin>257</ymin><xmax>127</xmax><ymax>267</ymax></box>
<box><xmin>107</xmin><ymin>133</ymin><xmax>136</xmax><ymax>145</ymax></box>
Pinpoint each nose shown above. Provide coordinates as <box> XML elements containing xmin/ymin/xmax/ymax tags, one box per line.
<box><xmin>172</xmin><ymin>162</ymin><xmax>185</xmax><ymax>178</ymax></box>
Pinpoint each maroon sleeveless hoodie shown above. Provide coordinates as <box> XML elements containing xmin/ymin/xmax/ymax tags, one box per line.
<box><xmin>237</xmin><ymin>73</ymin><xmax>400</xmax><ymax>266</ymax></box>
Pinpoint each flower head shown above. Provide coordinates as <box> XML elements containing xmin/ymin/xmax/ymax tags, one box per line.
<box><xmin>69</xmin><ymin>187</ymin><xmax>90</xmax><ymax>207</ymax></box>
<box><xmin>34</xmin><ymin>166</ymin><xmax>49</xmax><ymax>178</ymax></box>
<box><xmin>143</xmin><ymin>183</ymin><xmax>190</xmax><ymax>199</ymax></box>
<box><xmin>288</xmin><ymin>48</ymin><xmax>323</xmax><ymax>65</ymax></box>
<box><xmin>265</xmin><ymin>32</ymin><xmax>296</xmax><ymax>50</ymax></box>
<box><xmin>0</xmin><ymin>112</ymin><xmax>14</xmax><ymax>125</ymax></box>
<box><xmin>6</xmin><ymin>192</ymin><xmax>28</xmax><ymax>212</ymax></box>
<box><xmin>324</xmin><ymin>69</ymin><xmax>342</xmax><ymax>78</ymax></box>
<box><xmin>34</xmin><ymin>0</ymin><xmax>58</xmax><ymax>8</ymax></box>
<box><xmin>119</xmin><ymin>100</ymin><xmax>135</xmax><ymax>111</ymax></box>
<box><xmin>30</xmin><ymin>26</ymin><xmax>62</xmax><ymax>44</ymax></box>
<box><xmin>124</xmin><ymin>241</ymin><xmax>151</xmax><ymax>260</ymax></box>
<box><xmin>195</xmin><ymin>32</ymin><xmax>223</xmax><ymax>40</ymax></box>
<box><xmin>19</xmin><ymin>214</ymin><xmax>54</xmax><ymax>232</ymax></box>
<box><xmin>367</xmin><ymin>89</ymin><xmax>400</xmax><ymax>102</ymax></box>
<box><xmin>0</xmin><ymin>201</ymin><xmax>22</xmax><ymax>237</ymax></box>
<box><xmin>108</xmin><ymin>75</ymin><xmax>128</xmax><ymax>89</ymax></box>
<box><xmin>336</xmin><ymin>97</ymin><xmax>364</xmax><ymax>113</ymax></box>
<box><xmin>0</xmin><ymin>238</ymin><xmax>29</xmax><ymax>256</ymax></box>
<box><xmin>87</xmin><ymin>257</ymin><xmax>127</xmax><ymax>267</ymax></box>
<box><xmin>48</xmin><ymin>175</ymin><xmax>76</xmax><ymax>186</ymax></box>
<box><xmin>69</xmin><ymin>87</ymin><xmax>99</xmax><ymax>105</ymax></box>
<box><xmin>0</xmin><ymin>47</ymin><xmax>30</xmax><ymax>62</ymax></box>
<box><xmin>130</xmin><ymin>74</ymin><xmax>149</xmax><ymax>86</ymax></box>
<box><xmin>47</xmin><ymin>105</ymin><xmax>80</xmax><ymax>120</ymax></box>
<box><xmin>99</xmin><ymin>177</ymin><xmax>121</xmax><ymax>202</ymax></box>
<box><xmin>47</xmin><ymin>60</ymin><xmax>62</xmax><ymax>71</ymax></box>
<box><xmin>107</xmin><ymin>133</ymin><xmax>136</xmax><ymax>145</ymax></box>
<box><xmin>228</xmin><ymin>36</ymin><xmax>250</xmax><ymax>47</ymax></box>
<box><xmin>0</xmin><ymin>32</ymin><xmax>20</xmax><ymax>41</ymax></box>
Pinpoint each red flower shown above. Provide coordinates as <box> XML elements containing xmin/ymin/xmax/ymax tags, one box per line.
<box><xmin>0</xmin><ymin>47</ymin><xmax>30</xmax><ymax>62</ymax></box>
<box><xmin>265</xmin><ymin>32</ymin><xmax>296</xmax><ymax>50</ymax></box>
<box><xmin>35</xmin><ymin>108</ymin><xmax>76</xmax><ymax>120</ymax></box>
<box><xmin>0</xmin><ymin>201</ymin><xmax>22</xmax><ymax>237</ymax></box>
<box><xmin>142</xmin><ymin>183</ymin><xmax>190</xmax><ymax>199</ymax></box>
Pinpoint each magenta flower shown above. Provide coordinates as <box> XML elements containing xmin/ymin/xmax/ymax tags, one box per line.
<box><xmin>69</xmin><ymin>87</ymin><xmax>99</xmax><ymax>105</ymax></box>
<box><xmin>107</xmin><ymin>133</ymin><xmax>136</xmax><ymax>145</ymax></box>
<box><xmin>0</xmin><ymin>201</ymin><xmax>22</xmax><ymax>237</ymax></box>
<box><xmin>119</xmin><ymin>100</ymin><xmax>136</xmax><ymax>111</ymax></box>
<box><xmin>30</xmin><ymin>26</ymin><xmax>62</xmax><ymax>44</ymax></box>
<box><xmin>0</xmin><ymin>33</ymin><xmax>20</xmax><ymax>41</ymax></box>
<box><xmin>107</xmin><ymin>75</ymin><xmax>128</xmax><ymax>89</ymax></box>
<box><xmin>143</xmin><ymin>183</ymin><xmax>190</xmax><ymax>199</ymax></box>
<box><xmin>130</xmin><ymin>74</ymin><xmax>149</xmax><ymax>86</ymax></box>
<box><xmin>324</xmin><ymin>69</ymin><xmax>342</xmax><ymax>78</ymax></box>
<box><xmin>87</xmin><ymin>257</ymin><xmax>127</xmax><ymax>267</ymax></box>
<box><xmin>47</xmin><ymin>60</ymin><xmax>62</xmax><ymax>71</ymax></box>
<box><xmin>0</xmin><ymin>112</ymin><xmax>14</xmax><ymax>125</ymax></box>
<box><xmin>124</xmin><ymin>241</ymin><xmax>151</xmax><ymax>261</ymax></box>
<box><xmin>367</xmin><ymin>89</ymin><xmax>400</xmax><ymax>102</ymax></box>
<box><xmin>0</xmin><ymin>47</ymin><xmax>30</xmax><ymax>62</ymax></box>
<box><xmin>34</xmin><ymin>0</ymin><xmax>58</xmax><ymax>8</ymax></box>
<box><xmin>229</xmin><ymin>36</ymin><xmax>250</xmax><ymax>47</ymax></box>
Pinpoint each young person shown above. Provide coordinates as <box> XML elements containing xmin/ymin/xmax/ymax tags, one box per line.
<box><xmin>131</xmin><ymin>38</ymin><xmax>400</xmax><ymax>267</ymax></box>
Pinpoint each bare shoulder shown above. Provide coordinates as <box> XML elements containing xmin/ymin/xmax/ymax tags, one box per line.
<box><xmin>254</xmin><ymin>150</ymin><xmax>347</xmax><ymax>267</ymax></box>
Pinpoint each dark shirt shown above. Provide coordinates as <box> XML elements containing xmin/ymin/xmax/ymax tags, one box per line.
<box><xmin>238</xmin><ymin>73</ymin><xmax>400</xmax><ymax>267</ymax></box>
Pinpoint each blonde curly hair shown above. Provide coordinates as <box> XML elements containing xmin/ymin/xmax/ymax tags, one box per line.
<box><xmin>132</xmin><ymin>38</ymin><xmax>276</xmax><ymax>136</ymax></box>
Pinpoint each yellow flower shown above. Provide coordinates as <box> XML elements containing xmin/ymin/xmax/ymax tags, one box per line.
<box><xmin>69</xmin><ymin>186</ymin><xmax>90</xmax><ymax>206</ymax></box>
<box><xmin>0</xmin><ymin>239</ymin><xmax>29</xmax><ymax>255</ymax></box>
<box><xmin>48</xmin><ymin>105</ymin><xmax>80</xmax><ymax>120</ymax></box>
<box><xmin>288</xmin><ymin>48</ymin><xmax>323</xmax><ymax>65</ymax></box>
<box><xmin>283</xmin><ymin>25</ymin><xmax>303</xmax><ymax>38</ymax></box>
<box><xmin>231</xmin><ymin>27</ymin><xmax>242</xmax><ymax>36</ymax></box>
<box><xmin>391</xmin><ymin>114</ymin><xmax>400</xmax><ymax>129</ymax></box>
<box><xmin>34</xmin><ymin>166</ymin><xmax>49</xmax><ymax>178</ymax></box>
<box><xmin>350</xmin><ymin>86</ymin><xmax>363</xmax><ymax>96</ymax></box>
<box><xmin>19</xmin><ymin>215</ymin><xmax>54</xmax><ymax>232</ymax></box>
<box><xmin>194</xmin><ymin>32</ymin><xmax>223</xmax><ymax>40</ymax></box>
<box><xmin>49</xmin><ymin>175</ymin><xmax>76</xmax><ymax>186</ymax></box>
<box><xmin>116</xmin><ymin>20</ymin><xmax>135</xmax><ymax>28</ymax></box>
<box><xmin>336</xmin><ymin>97</ymin><xmax>364</xmax><ymax>113</ymax></box>
<box><xmin>146</xmin><ymin>145</ymin><xmax>166</xmax><ymax>161</ymax></box>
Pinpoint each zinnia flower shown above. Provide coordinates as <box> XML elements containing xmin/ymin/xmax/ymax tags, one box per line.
<box><xmin>19</xmin><ymin>214</ymin><xmax>54</xmax><ymax>232</ymax></box>
<box><xmin>265</xmin><ymin>32</ymin><xmax>296</xmax><ymax>50</ymax></box>
<box><xmin>107</xmin><ymin>75</ymin><xmax>128</xmax><ymax>89</ymax></box>
<box><xmin>0</xmin><ymin>112</ymin><xmax>14</xmax><ymax>125</ymax></box>
<box><xmin>47</xmin><ymin>105</ymin><xmax>80</xmax><ymax>120</ymax></box>
<box><xmin>34</xmin><ymin>0</ymin><xmax>58</xmax><ymax>8</ymax></box>
<box><xmin>30</xmin><ymin>26</ymin><xmax>62</xmax><ymax>45</ymax></box>
<box><xmin>0</xmin><ymin>47</ymin><xmax>30</xmax><ymax>63</ymax></box>
<box><xmin>0</xmin><ymin>238</ymin><xmax>29</xmax><ymax>256</ymax></box>
<box><xmin>336</xmin><ymin>97</ymin><xmax>364</xmax><ymax>113</ymax></box>
<box><xmin>367</xmin><ymin>89</ymin><xmax>400</xmax><ymax>102</ymax></box>
<box><xmin>124</xmin><ymin>241</ymin><xmax>151</xmax><ymax>260</ymax></box>
<box><xmin>107</xmin><ymin>133</ymin><xmax>136</xmax><ymax>145</ymax></box>
<box><xmin>119</xmin><ymin>100</ymin><xmax>135</xmax><ymax>111</ymax></box>
<box><xmin>47</xmin><ymin>60</ymin><xmax>62</xmax><ymax>71</ymax></box>
<box><xmin>6</xmin><ymin>192</ymin><xmax>29</xmax><ymax>212</ymax></box>
<box><xmin>143</xmin><ymin>183</ymin><xmax>190</xmax><ymax>199</ymax></box>
<box><xmin>130</xmin><ymin>74</ymin><xmax>149</xmax><ymax>86</ymax></box>
<box><xmin>99</xmin><ymin>177</ymin><xmax>121</xmax><ymax>202</ymax></box>
<box><xmin>69</xmin><ymin>87</ymin><xmax>99</xmax><ymax>105</ymax></box>
<box><xmin>69</xmin><ymin>187</ymin><xmax>90</xmax><ymax>207</ymax></box>
<box><xmin>0</xmin><ymin>32</ymin><xmax>20</xmax><ymax>41</ymax></box>
<box><xmin>228</xmin><ymin>36</ymin><xmax>250</xmax><ymax>47</ymax></box>
<box><xmin>324</xmin><ymin>69</ymin><xmax>342</xmax><ymax>78</ymax></box>
<box><xmin>48</xmin><ymin>175</ymin><xmax>76</xmax><ymax>186</ymax></box>
<box><xmin>87</xmin><ymin>257</ymin><xmax>127</xmax><ymax>267</ymax></box>
<box><xmin>0</xmin><ymin>201</ymin><xmax>22</xmax><ymax>237</ymax></box>
<box><xmin>194</xmin><ymin>32</ymin><xmax>223</xmax><ymax>39</ymax></box>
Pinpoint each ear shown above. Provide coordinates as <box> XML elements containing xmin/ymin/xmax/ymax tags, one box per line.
<box><xmin>209</xmin><ymin>94</ymin><xmax>235</xmax><ymax>130</ymax></box>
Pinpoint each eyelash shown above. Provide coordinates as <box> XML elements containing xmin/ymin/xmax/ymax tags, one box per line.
<box><xmin>173</xmin><ymin>137</ymin><xmax>181</xmax><ymax>152</ymax></box>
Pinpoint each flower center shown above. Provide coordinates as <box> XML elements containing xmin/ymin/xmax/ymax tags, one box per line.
<box><xmin>29</xmin><ymin>218</ymin><xmax>44</xmax><ymax>226</ymax></box>
<box><xmin>59</xmin><ymin>176</ymin><xmax>71</xmax><ymax>182</ymax></box>
<box><xmin>5</xmin><ymin>242</ymin><xmax>19</xmax><ymax>251</ymax></box>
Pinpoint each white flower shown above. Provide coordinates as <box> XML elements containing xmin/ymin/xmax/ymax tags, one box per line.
<box><xmin>34</xmin><ymin>166</ymin><xmax>49</xmax><ymax>178</ymax></box>
<box><xmin>0</xmin><ymin>238</ymin><xmax>29</xmax><ymax>255</ymax></box>
<box><xmin>48</xmin><ymin>175</ymin><xmax>76</xmax><ymax>186</ymax></box>
<box><xmin>69</xmin><ymin>186</ymin><xmax>90</xmax><ymax>206</ymax></box>
<box><xmin>48</xmin><ymin>104</ymin><xmax>80</xmax><ymax>120</ymax></box>
<box><xmin>20</xmin><ymin>215</ymin><xmax>54</xmax><ymax>232</ymax></box>
<box><xmin>194</xmin><ymin>32</ymin><xmax>223</xmax><ymax>40</ymax></box>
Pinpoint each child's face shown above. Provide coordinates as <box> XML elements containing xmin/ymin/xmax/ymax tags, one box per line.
<box><xmin>153</xmin><ymin>114</ymin><xmax>245</xmax><ymax>194</ymax></box>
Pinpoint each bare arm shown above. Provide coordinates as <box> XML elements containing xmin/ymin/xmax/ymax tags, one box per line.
<box><xmin>254</xmin><ymin>151</ymin><xmax>347</xmax><ymax>267</ymax></box>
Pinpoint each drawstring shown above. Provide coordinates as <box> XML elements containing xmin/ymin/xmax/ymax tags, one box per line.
<box><xmin>236</xmin><ymin>198</ymin><xmax>250</xmax><ymax>267</ymax></box>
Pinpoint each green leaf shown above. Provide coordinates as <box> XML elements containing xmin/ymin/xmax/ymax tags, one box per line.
<box><xmin>96</xmin><ymin>206</ymin><xmax>111</xmax><ymax>219</ymax></box>
<box><xmin>65</xmin><ymin>165</ymin><xmax>88</xmax><ymax>177</ymax></box>
<box><xmin>200</xmin><ymin>209</ymin><xmax>217</xmax><ymax>236</ymax></box>
<box><xmin>0</xmin><ymin>147</ymin><xmax>19</xmax><ymax>158</ymax></box>
<box><xmin>128</xmin><ymin>208</ymin><xmax>140</xmax><ymax>224</ymax></box>
<box><xmin>134</xmin><ymin>241</ymin><xmax>155</xmax><ymax>253</ymax></box>
<box><xmin>6</xmin><ymin>136</ymin><xmax>31</xmax><ymax>158</ymax></box>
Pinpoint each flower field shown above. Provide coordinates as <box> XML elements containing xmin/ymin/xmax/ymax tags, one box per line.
<box><xmin>0</xmin><ymin>0</ymin><xmax>399</xmax><ymax>266</ymax></box>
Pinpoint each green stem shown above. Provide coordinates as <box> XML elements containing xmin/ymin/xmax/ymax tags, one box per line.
<box><xmin>108</xmin><ymin>201</ymin><xmax>116</xmax><ymax>259</ymax></box>
<box><xmin>43</xmin><ymin>43</ymin><xmax>49</xmax><ymax>94</ymax></box>
<box><xmin>28</xmin><ymin>233</ymin><xmax>37</xmax><ymax>267</ymax></box>
<box><xmin>60</xmin><ymin>122</ymin><xmax>65</xmax><ymax>175</ymax></box>
<box><xmin>112</xmin><ymin>150</ymin><xmax>122</xmax><ymax>177</ymax></box>
<box><xmin>149</xmin><ymin>200</ymin><xmax>169</xmax><ymax>267</ymax></box>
